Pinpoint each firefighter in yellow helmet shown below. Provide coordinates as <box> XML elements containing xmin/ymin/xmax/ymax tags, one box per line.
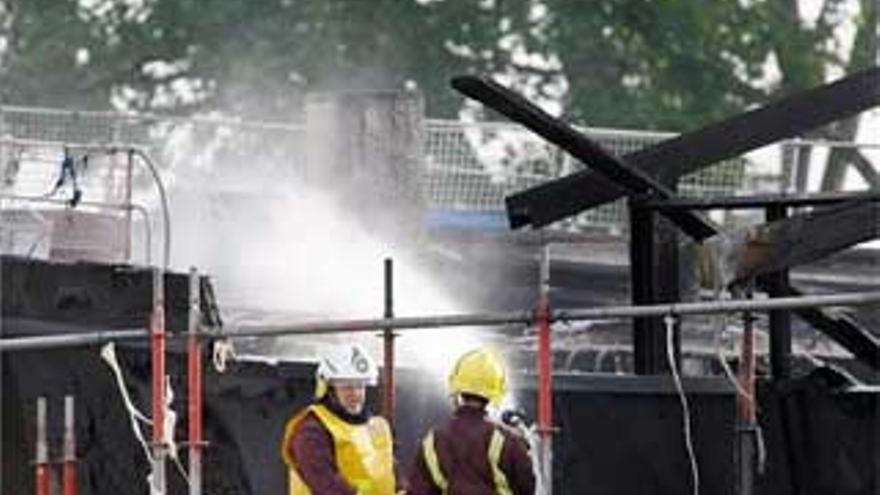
<box><xmin>281</xmin><ymin>344</ymin><xmax>396</xmax><ymax>495</ymax></box>
<box><xmin>407</xmin><ymin>348</ymin><xmax>535</xmax><ymax>495</ymax></box>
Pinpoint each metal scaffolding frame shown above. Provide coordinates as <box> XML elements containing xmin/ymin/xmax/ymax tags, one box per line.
<box><xmin>2</xmin><ymin>279</ymin><xmax>879</xmax><ymax>495</ymax></box>
<box><xmin>3</xmin><ymin>291</ymin><xmax>879</xmax><ymax>352</ymax></box>
<box><xmin>0</xmin><ymin>137</ymin><xmax>171</xmax><ymax>269</ymax></box>
<box><xmin>0</xmin><ymin>194</ymin><xmax>153</xmax><ymax>265</ymax></box>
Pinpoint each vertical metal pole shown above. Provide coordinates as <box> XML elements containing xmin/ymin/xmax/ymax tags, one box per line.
<box><xmin>124</xmin><ymin>150</ymin><xmax>134</xmax><ymax>263</ymax></box>
<box><xmin>736</xmin><ymin>296</ymin><xmax>757</xmax><ymax>495</ymax></box>
<box><xmin>187</xmin><ymin>268</ymin><xmax>203</xmax><ymax>495</ymax></box>
<box><xmin>35</xmin><ymin>397</ymin><xmax>49</xmax><ymax>495</ymax></box>
<box><xmin>0</xmin><ymin>255</ymin><xmax>4</xmax><ymax>494</ymax></box>
<box><xmin>537</xmin><ymin>241</ymin><xmax>553</xmax><ymax>495</ymax></box>
<box><xmin>62</xmin><ymin>396</ymin><xmax>76</xmax><ymax>495</ymax></box>
<box><xmin>781</xmin><ymin>141</ymin><xmax>795</xmax><ymax>193</ymax></box>
<box><xmin>630</xmin><ymin>201</ymin><xmax>666</xmax><ymax>374</ymax></box>
<box><xmin>765</xmin><ymin>205</ymin><xmax>791</xmax><ymax>381</ymax></box>
<box><xmin>873</xmin><ymin>7</ymin><xmax>880</xmax><ymax>484</ymax></box>
<box><xmin>381</xmin><ymin>258</ymin><xmax>396</xmax><ymax>426</ymax></box>
<box><xmin>151</xmin><ymin>267</ymin><xmax>167</xmax><ymax>495</ymax></box>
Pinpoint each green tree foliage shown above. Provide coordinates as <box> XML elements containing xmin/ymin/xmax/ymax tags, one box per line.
<box><xmin>0</xmin><ymin>0</ymin><xmax>875</xmax><ymax>131</ymax></box>
<box><xmin>0</xmin><ymin>0</ymin><xmax>107</xmax><ymax>108</ymax></box>
<box><xmin>0</xmin><ymin>0</ymin><xmax>536</xmax><ymax>119</ymax></box>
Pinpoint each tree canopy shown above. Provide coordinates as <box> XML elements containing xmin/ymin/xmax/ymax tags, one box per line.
<box><xmin>0</xmin><ymin>0</ymin><xmax>876</xmax><ymax>131</ymax></box>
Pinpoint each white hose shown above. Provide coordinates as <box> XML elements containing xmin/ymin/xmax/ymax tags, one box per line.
<box><xmin>664</xmin><ymin>315</ymin><xmax>700</xmax><ymax>495</ymax></box>
<box><xmin>100</xmin><ymin>343</ymin><xmax>152</xmax><ymax>461</ymax></box>
<box><xmin>101</xmin><ymin>342</ymin><xmax>191</xmax><ymax>488</ymax></box>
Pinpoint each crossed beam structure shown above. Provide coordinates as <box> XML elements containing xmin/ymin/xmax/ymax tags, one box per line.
<box><xmin>452</xmin><ymin>68</ymin><xmax>880</xmax><ymax>374</ymax></box>
<box><xmin>452</xmin><ymin>68</ymin><xmax>880</xmax><ymax>229</ymax></box>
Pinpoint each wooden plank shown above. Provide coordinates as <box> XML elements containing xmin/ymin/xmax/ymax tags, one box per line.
<box><xmin>451</xmin><ymin>76</ymin><xmax>718</xmax><ymax>241</ymax></box>
<box><xmin>500</xmin><ymin>67</ymin><xmax>880</xmax><ymax>228</ymax></box>
<box><xmin>732</xmin><ymin>201</ymin><xmax>880</xmax><ymax>284</ymax></box>
<box><xmin>784</xmin><ymin>286</ymin><xmax>880</xmax><ymax>371</ymax></box>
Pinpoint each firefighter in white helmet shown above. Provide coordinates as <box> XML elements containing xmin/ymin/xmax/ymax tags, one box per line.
<box><xmin>281</xmin><ymin>344</ymin><xmax>396</xmax><ymax>495</ymax></box>
<box><xmin>407</xmin><ymin>348</ymin><xmax>535</xmax><ymax>495</ymax></box>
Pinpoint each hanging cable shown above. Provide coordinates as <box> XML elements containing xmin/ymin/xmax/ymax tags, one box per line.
<box><xmin>161</xmin><ymin>376</ymin><xmax>195</xmax><ymax>488</ymax></box>
<box><xmin>101</xmin><ymin>342</ymin><xmax>196</xmax><ymax>491</ymax></box>
<box><xmin>664</xmin><ymin>313</ymin><xmax>700</xmax><ymax>495</ymax></box>
<box><xmin>100</xmin><ymin>343</ymin><xmax>152</xmax><ymax>461</ymax></box>
<box><xmin>712</xmin><ymin>301</ymin><xmax>755</xmax><ymax>403</ymax></box>
<box><xmin>707</xmin><ymin>243</ymin><xmax>756</xmax><ymax>403</ymax></box>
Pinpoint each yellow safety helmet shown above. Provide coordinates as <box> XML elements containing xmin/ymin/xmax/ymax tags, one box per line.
<box><xmin>448</xmin><ymin>348</ymin><xmax>507</xmax><ymax>405</ymax></box>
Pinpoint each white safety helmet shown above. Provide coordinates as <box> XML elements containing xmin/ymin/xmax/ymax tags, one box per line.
<box><xmin>314</xmin><ymin>344</ymin><xmax>379</xmax><ymax>398</ymax></box>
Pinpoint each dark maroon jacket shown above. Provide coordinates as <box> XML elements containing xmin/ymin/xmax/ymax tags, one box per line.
<box><xmin>407</xmin><ymin>405</ymin><xmax>536</xmax><ymax>495</ymax></box>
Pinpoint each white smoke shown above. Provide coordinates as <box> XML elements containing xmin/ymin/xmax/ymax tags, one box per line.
<box><xmin>147</xmin><ymin>109</ymin><xmax>495</xmax><ymax>375</ymax></box>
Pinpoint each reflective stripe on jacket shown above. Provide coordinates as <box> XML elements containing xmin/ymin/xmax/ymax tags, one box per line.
<box><xmin>422</xmin><ymin>427</ymin><xmax>513</xmax><ymax>495</ymax></box>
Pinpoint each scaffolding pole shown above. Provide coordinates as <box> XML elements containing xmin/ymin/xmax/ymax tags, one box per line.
<box><xmin>232</xmin><ymin>291</ymin><xmax>880</xmax><ymax>337</ymax></box>
<box><xmin>123</xmin><ymin>151</ymin><xmax>134</xmax><ymax>262</ymax></box>
<box><xmin>62</xmin><ymin>396</ymin><xmax>77</xmax><ymax>495</ymax></box>
<box><xmin>150</xmin><ymin>267</ymin><xmax>167</xmax><ymax>495</ymax></box>
<box><xmin>381</xmin><ymin>258</ymin><xmax>396</xmax><ymax>425</ymax></box>
<box><xmin>187</xmin><ymin>268</ymin><xmax>203</xmax><ymax>495</ymax></box>
<box><xmin>1</xmin><ymin>267</ymin><xmax>4</xmax><ymax>492</ymax></box>
<box><xmin>736</xmin><ymin>298</ymin><xmax>758</xmax><ymax>495</ymax></box>
<box><xmin>537</xmin><ymin>242</ymin><xmax>553</xmax><ymax>495</ymax></box>
<box><xmin>0</xmin><ymin>137</ymin><xmax>171</xmax><ymax>269</ymax></box>
<box><xmin>34</xmin><ymin>397</ymin><xmax>49</xmax><ymax>495</ymax></box>
<box><xmin>3</xmin><ymin>291</ymin><xmax>880</xmax><ymax>352</ymax></box>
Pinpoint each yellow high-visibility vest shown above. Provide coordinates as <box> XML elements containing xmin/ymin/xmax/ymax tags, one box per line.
<box><xmin>281</xmin><ymin>404</ymin><xmax>395</xmax><ymax>495</ymax></box>
<box><xmin>421</xmin><ymin>427</ymin><xmax>513</xmax><ymax>495</ymax></box>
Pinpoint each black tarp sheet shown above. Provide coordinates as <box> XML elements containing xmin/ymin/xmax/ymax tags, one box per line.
<box><xmin>2</xmin><ymin>256</ymin><xmax>879</xmax><ymax>495</ymax></box>
<box><xmin>4</xmin><ymin>347</ymin><xmax>879</xmax><ymax>495</ymax></box>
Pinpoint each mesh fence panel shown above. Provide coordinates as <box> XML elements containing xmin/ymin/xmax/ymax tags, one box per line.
<box><xmin>423</xmin><ymin>119</ymin><xmax>751</xmax><ymax>231</ymax></box>
<box><xmin>0</xmin><ymin>106</ymin><xmax>308</xmax><ymax>195</ymax></box>
<box><xmin>0</xmin><ymin>106</ymin><xmax>308</xmax><ymax>262</ymax></box>
<box><xmin>3</xmin><ymin>105</ymin><xmax>876</xmax><ymax>241</ymax></box>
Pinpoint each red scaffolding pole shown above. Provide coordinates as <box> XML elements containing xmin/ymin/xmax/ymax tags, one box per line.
<box><xmin>62</xmin><ymin>396</ymin><xmax>76</xmax><ymax>495</ymax></box>
<box><xmin>151</xmin><ymin>267</ymin><xmax>167</xmax><ymax>495</ymax></box>
<box><xmin>34</xmin><ymin>397</ymin><xmax>49</xmax><ymax>495</ymax></box>
<box><xmin>736</xmin><ymin>305</ymin><xmax>758</xmax><ymax>495</ymax></box>
<box><xmin>188</xmin><ymin>268</ymin><xmax>204</xmax><ymax>495</ymax></box>
<box><xmin>537</xmin><ymin>243</ymin><xmax>553</xmax><ymax>495</ymax></box>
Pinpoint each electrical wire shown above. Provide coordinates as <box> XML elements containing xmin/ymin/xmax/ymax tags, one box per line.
<box><xmin>100</xmin><ymin>343</ymin><xmax>153</xmax><ymax>462</ymax></box>
<box><xmin>712</xmin><ymin>307</ymin><xmax>755</xmax><ymax>403</ymax></box>
<box><xmin>664</xmin><ymin>314</ymin><xmax>700</xmax><ymax>495</ymax></box>
<box><xmin>708</xmin><ymin>247</ymin><xmax>756</xmax><ymax>402</ymax></box>
<box><xmin>101</xmin><ymin>342</ymin><xmax>199</xmax><ymax>491</ymax></box>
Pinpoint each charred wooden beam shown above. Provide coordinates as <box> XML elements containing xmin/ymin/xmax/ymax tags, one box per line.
<box><xmin>783</xmin><ymin>286</ymin><xmax>880</xmax><ymax>371</ymax></box>
<box><xmin>498</xmin><ymin>67</ymin><xmax>880</xmax><ymax>228</ymax></box>
<box><xmin>630</xmin><ymin>201</ymin><xmax>681</xmax><ymax>374</ymax></box>
<box><xmin>730</xmin><ymin>201</ymin><xmax>879</xmax><ymax>285</ymax></box>
<box><xmin>644</xmin><ymin>191</ymin><xmax>880</xmax><ymax>211</ymax></box>
<box><xmin>761</xmin><ymin>205</ymin><xmax>792</xmax><ymax>381</ymax></box>
<box><xmin>451</xmin><ymin>75</ymin><xmax>718</xmax><ymax>241</ymax></box>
